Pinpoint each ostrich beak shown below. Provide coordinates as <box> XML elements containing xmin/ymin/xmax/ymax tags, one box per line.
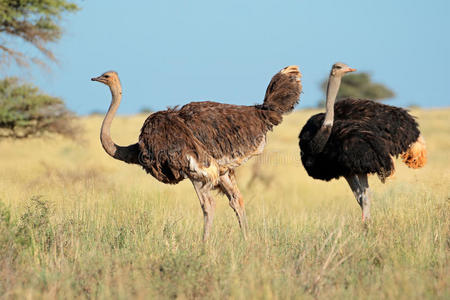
<box><xmin>346</xmin><ymin>68</ymin><xmax>357</xmax><ymax>73</ymax></box>
<box><xmin>91</xmin><ymin>76</ymin><xmax>108</xmax><ymax>84</ymax></box>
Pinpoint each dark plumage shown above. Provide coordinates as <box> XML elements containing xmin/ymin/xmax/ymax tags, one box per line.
<box><xmin>300</xmin><ymin>98</ymin><xmax>420</xmax><ymax>182</ymax></box>
<box><xmin>298</xmin><ymin>63</ymin><xmax>426</xmax><ymax>221</ymax></box>
<box><xmin>92</xmin><ymin>66</ymin><xmax>302</xmax><ymax>240</ymax></box>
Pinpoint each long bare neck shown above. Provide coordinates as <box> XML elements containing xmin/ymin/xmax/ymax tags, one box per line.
<box><xmin>309</xmin><ymin>74</ymin><xmax>342</xmax><ymax>153</ymax></box>
<box><xmin>100</xmin><ymin>84</ymin><xmax>122</xmax><ymax>157</ymax></box>
<box><xmin>100</xmin><ymin>83</ymin><xmax>140</xmax><ymax>164</ymax></box>
<box><xmin>323</xmin><ymin>74</ymin><xmax>341</xmax><ymax>127</ymax></box>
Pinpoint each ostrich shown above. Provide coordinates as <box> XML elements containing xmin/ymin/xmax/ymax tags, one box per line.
<box><xmin>92</xmin><ymin>66</ymin><xmax>302</xmax><ymax>240</ymax></box>
<box><xmin>298</xmin><ymin>63</ymin><xmax>426</xmax><ymax>221</ymax></box>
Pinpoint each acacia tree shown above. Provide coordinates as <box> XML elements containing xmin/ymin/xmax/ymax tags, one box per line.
<box><xmin>318</xmin><ymin>72</ymin><xmax>395</xmax><ymax>107</ymax></box>
<box><xmin>0</xmin><ymin>77</ymin><xmax>79</xmax><ymax>138</ymax></box>
<box><xmin>0</xmin><ymin>1</ymin><xmax>79</xmax><ymax>139</ymax></box>
<box><xmin>0</xmin><ymin>0</ymin><xmax>78</xmax><ymax>67</ymax></box>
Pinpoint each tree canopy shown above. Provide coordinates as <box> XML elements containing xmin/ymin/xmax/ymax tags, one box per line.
<box><xmin>0</xmin><ymin>0</ymin><xmax>78</xmax><ymax>67</ymax></box>
<box><xmin>318</xmin><ymin>72</ymin><xmax>395</xmax><ymax>107</ymax></box>
<box><xmin>0</xmin><ymin>77</ymin><xmax>78</xmax><ymax>138</ymax></box>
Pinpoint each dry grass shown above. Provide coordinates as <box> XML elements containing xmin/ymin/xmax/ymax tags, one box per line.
<box><xmin>0</xmin><ymin>109</ymin><xmax>448</xmax><ymax>299</ymax></box>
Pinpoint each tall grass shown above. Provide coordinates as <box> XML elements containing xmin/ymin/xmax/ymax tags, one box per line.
<box><xmin>0</xmin><ymin>109</ymin><xmax>448</xmax><ymax>299</ymax></box>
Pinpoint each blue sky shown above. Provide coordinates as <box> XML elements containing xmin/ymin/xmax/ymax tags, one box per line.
<box><xmin>5</xmin><ymin>0</ymin><xmax>450</xmax><ymax>114</ymax></box>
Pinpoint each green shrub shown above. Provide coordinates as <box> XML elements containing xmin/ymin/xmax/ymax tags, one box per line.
<box><xmin>0</xmin><ymin>77</ymin><xmax>79</xmax><ymax>138</ymax></box>
<box><xmin>0</xmin><ymin>196</ymin><xmax>53</xmax><ymax>267</ymax></box>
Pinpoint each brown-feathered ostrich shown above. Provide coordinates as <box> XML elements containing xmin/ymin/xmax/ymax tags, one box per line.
<box><xmin>299</xmin><ymin>63</ymin><xmax>426</xmax><ymax>221</ymax></box>
<box><xmin>92</xmin><ymin>66</ymin><xmax>302</xmax><ymax>240</ymax></box>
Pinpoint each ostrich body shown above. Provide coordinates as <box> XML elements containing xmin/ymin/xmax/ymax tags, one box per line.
<box><xmin>92</xmin><ymin>66</ymin><xmax>302</xmax><ymax>240</ymax></box>
<box><xmin>299</xmin><ymin>63</ymin><xmax>426</xmax><ymax>221</ymax></box>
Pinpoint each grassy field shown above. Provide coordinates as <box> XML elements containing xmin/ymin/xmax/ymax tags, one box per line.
<box><xmin>0</xmin><ymin>108</ymin><xmax>448</xmax><ymax>299</ymax></box>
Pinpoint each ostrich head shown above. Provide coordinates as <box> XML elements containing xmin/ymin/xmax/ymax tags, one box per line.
<box><xmin>91</xmin><ymin>71</ymin><xmax>120</xmax><ymax>87</ymax></box>
<box><xmin>330</xmin><ymin>62</ymin><xmax>356</xmax><ymax>76</ymax></box>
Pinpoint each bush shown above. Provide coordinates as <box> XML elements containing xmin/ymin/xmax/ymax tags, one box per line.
<box><xmin>0</xmin><ymin>77</ymin><xmax>79</xmax><ymax>139</ymax></box>
<box><xmin>0</xmin><ymin>196</ymin><xmax>53</xmax><ymax>266</ymax></box>
<box><xmin>139</xmin><ymin>107</ymin><xmax>153</xmax><ymax>114</ymax></box>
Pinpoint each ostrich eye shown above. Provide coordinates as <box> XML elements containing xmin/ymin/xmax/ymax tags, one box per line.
<box><xmin>104</xmin><ymin>75</ymin><xmax>110</xmax><ymax>78</ymax></box>
<box><xmin>335</xmin><ymin>65</ymin><xmax>342</xmax><ymax>69</ymax></box>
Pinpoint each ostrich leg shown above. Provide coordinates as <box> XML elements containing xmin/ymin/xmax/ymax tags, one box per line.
<box><xmin>345</xmin><ymin>174</ymin><xmax>370</xmax><ymax>222</ymax></box>
<box><xmin>219</xmin><ymin>171</ymin><xmax>248</xmax><ymax>239</ymax></box>
<box><xmin>357</xmin><ymin>174</ymin><xmax>371</xmax><ymax>221</ymax></box>
<box><xmin>229</xmin><ymin>171</ymin><xmax>249</xmax><ymax>232</ymax></box>
<box><xmin>192</xmin><ymin>181</ymin><xmax>216</xmax><ymax>241</ymax></box>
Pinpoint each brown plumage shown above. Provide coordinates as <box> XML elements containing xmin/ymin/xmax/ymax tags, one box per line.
<box><xmin>299</xmin><ymin>63</ymin><xmax>426</xmax><ymax>221</ymax></box>
<box><xmin>92</xmin><ymin>66</ymin><xmax>302</xmax><ymax>240</ymax></box>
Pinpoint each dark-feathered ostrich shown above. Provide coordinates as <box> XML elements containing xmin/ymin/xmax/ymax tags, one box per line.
<box><xmin>299</xmin><ymin>63</ymin><xmax>426</xmax><ymax>221</ymax></box>
<box><xmin>92</xmin><ymin>66</ymin><xmax>302</xmax><ymax>240</ymax></box>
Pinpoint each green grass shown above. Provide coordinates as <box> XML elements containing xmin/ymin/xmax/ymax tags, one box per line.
<box><xmin>0</xmin><ymin>109</ymin><xmax>448</xmax><ymax>299</ymax></box>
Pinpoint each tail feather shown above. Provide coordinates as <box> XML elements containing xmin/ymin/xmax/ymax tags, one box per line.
<box><xmin>262</xmin><ymin>65</ymin><xmax>302</xmax><ymax>114</ymax></box>
<box><xmin>401</xmin><ymin>135</ymin><xmax>427</xmax><ymax>168</ymax></box>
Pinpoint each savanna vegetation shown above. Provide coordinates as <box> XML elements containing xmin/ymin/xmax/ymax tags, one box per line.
<box><xmin>0</xmin><ymin>108</ymin><xmax>448</xmax><ymax>299</ymax></box>
<box><xmin>0</xmin><ymin>77</ymin><xmax>78</xmax><ymax>139</ymax></box>
<box><xmin>0</xmin><ymin>0</ymin><xmax>79</xmax><ymax>67</ymax></box>
<box><xmin>0</xmin><ymin>0</ymin><xmax>79</xmax><ymax>140</ymax></box>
